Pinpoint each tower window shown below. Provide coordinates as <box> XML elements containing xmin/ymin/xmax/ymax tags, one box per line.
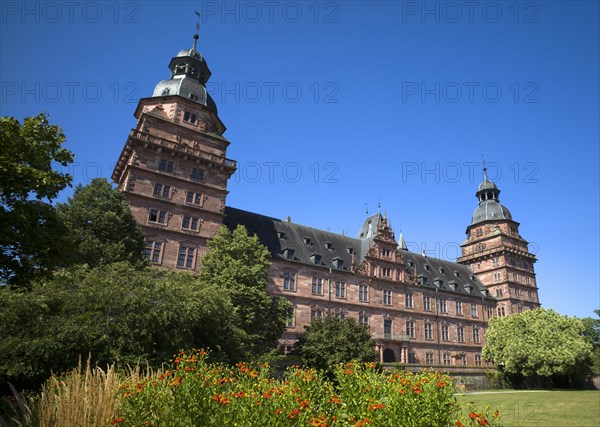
<box><xmin>359</xmin><ymin>284</ymin><xmax>369</xmax><ymax>302</ymax></box>
<box><xmin>186</xmin><ymin>191</ymin><xmax>206</xmax><ymax>207</ymax></box>
<box><xmin>335</xmin><ymin>281</ymin><xmax>346</xmax><ymax>298</ymax></box>
<box><xmin>182</xmin><ymin>216</ymin><xmax>200</xmax><ymax>231</ymax></box>
<box><xmin>158</xmin><ymin>159</ymin><xmax>174</xmax><ymax>173</ymax></box>
<box><xmin>183</xmin><ymin>111</ymin><xmax>197</xmax><ymax>124</ymax></box>
<box><xmin>191</xmin><ymin>168</ymin><xmax>205</xmax><ymax>182</ymax></box>
<box><xmin>153</xmin><ymin>183</ymin><xmax>171</xmax><ymax>198</ymax></box>
<box><xmin>190</xmin><ymin>93</ymin><xmax>198</xmax><ymax>101</ymax></box>
<box><xmin>161</xmin><ymin>88</ymin><xmax>170</xmax><ymax>96</ymax></box>
<box><xmin>177</xmin><ymin>245</ymin><xmax>195</xmax><ymax>269</ymax></box>
<box><xmin>283</xmin><ymin>272</ymin><xmax>296</xmax><ymax>291</ymax></box>
<box><xmin>144</xmin><ymin>240</ymin><xmax>163</xmax><ymax>264</ymax></box>
<box><xmin>148</xmin><ymin>208</ymin><xmax>167</xmax><ymax>225</ymax></box>
<box><xmin>383</xmin><ymin>290</ymin><xmax>392</xmax><ymax>305</ymax></box>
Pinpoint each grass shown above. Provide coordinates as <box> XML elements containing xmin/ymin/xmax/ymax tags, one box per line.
<box><xmin>459</xmin><ymin>390</ymin><xmax>600</xmax><ymax>427</ymax></box>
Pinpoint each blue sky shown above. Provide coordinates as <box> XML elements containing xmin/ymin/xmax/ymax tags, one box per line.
<box><xmin>1</xmin><ymin>1</ymin><xmax>598</xmax><ymax>318</ymax></box>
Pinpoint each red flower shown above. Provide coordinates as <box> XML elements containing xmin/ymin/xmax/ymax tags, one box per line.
<box><xmin>111</xmin><ymin>417</ymin><xmax>126</xmax><ymax>425</ymax></box>
<box><xmin>454</xmin><ymin>421</ymin><xmax>464</xmax><ymax>427</ymax></box>
<box><xmin>437</xmin><ymin>381</ymin><xmax>447</xmax><ymax>387</ymax></box>
<box><xmin>469</xmin><ymin>412</ymin><xmax>478</xmax><ymax>419</ymax></box>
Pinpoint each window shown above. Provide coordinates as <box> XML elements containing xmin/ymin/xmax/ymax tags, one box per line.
<box><xmin>518</xmin><ymin>306</ymin><xmax>523</xmax><ymax>313</ymax></box>
<box><xmin>497</xmin><ymin>307</ymin><xmax>506</xmax><ymax>317</ymax></box>
<box><xmin>493</xmin><ymin>272</ymin><xmax>501</xmax><ymax>282</ymax></box>
<box><xmin>487</xmin><ymin>306</ymin><xmax>493</xmax><ymax>319</ymax></box>
<box><xmin>312</xmin><ymin>277</ymin><xmax>323</xmax><ymax>295</ymax></box>
<box><xmin>473</xmin><ymin>326</ymin><xmax>480</xmax><ymax>343</ymax></box>
<box><xmin>144</xmin><ymin>240</ymin><xmax>162</xmax><ymax>264</ymax></box>
<box><xmin>423</xmin><ymin>296</ymin><xmax>431</xmax><ymax>311</ymax></box>
<box><xmin>405</xmin><ymin>293</ymin><xmax>413</xmax><ymax>308</ymax></box>
<box><xmin>407</xmin><ymin>351</ymin><xmax>417</xmax><ymax>364</ymax></box>
<box><xmin>186</xmin><ymin>191</ymin><xmax>206</xmax><ymax>207</ymax></box>
<box><xmin>183</xmin><ymin>111</ymin><xmax>197</xmax><ymax>123</ymax></box>
<box><xmin>443</xmin><ymin>353</ymin><xmax>451</xmax><ymax>366</ymax></box>
<box><xmin>176</xmin><ymin>246</ymin><xmax>195</xmax><ymax>269</ymax></box>
<box><xmin>359</xmin><ymin>314</ymin><xmax>369</xmax><ymax>325</ymax></box>
<box><xmin>283</xmin><ymin>272</ymin><xmax>295</xmax><ymax>291</ymax></box>
<box><xmin>381</xmin><ymin>248</ymin><xmax>391</xmax><ymax>257</ymax></box>
<box><xmin>182</xmin><ymin>215</ymin><xmax>200</xmax><ymax>231</ymax></box>
<box><xmin>492</xmin><ymin>257</ymin><xmax>499</xmax><ymax>266</ymax></box>
<box><xmin>526</xmin><ymin>276</ymin><xmax>531</xmax><ymax>285</ymax></box>
<box><xmin>383</xmin><ymin>290</ymin><xmax>392</xmax><ymax>305</ymax></box>
<box><xmin>515</xmin><ymin>288</ymin><xmax>521</xmax><ymax>297</ymax></box>
<box><xmin>158</xmin><ymin>159</ymin><xmax>174</xmax><ymax>173</ymax></box>
<box><xmin>153</xmin><ymin>183</ymin><xmax>171</xmax><ymax>198</ymax></box>
<box><xmin>335</xmin><ymin>281</ymin><xmax>346</xmax><ymax>298</ymax></box>
<box><xmin>359</xmin><ymin>284</ymin><xmax>369</xmax><ymax>302</ymax></box>
<box><xmin>286</xmin><ymin>308</ymin><xmax>295</xmax><ymax>327</ymax></box>
<box><xmin>424</xmin><ymin>322</ymin><xmax>433</xmax><ymax>340</ymax></box>
<box><xmin>335</xmin><ymin>259</ymin><xmax>344</xmax><ymax>269</ymax></box>
<box><xmin>382</xmin><ymin>267</ymin><xmax>391</xmax><ymax>278</ymax></box>
<box><xmin>441</xmin><ymin>324</ymin><xmax>449</xmax><ymax>341</ymax></box>
<box><xmin>148</xmin><ymin>208</ymin><xmax>167</xmax><ymax>224</ymax></box>
<box><xmin>311</xmin><ymin>254</ymin><xmax>322</xmax><ymax>265</ymax></box>
<box><xmin>456</xmin><ymin>301</ymin><xmax>463</xmax><ymax>316</ymax></box>
<box><xmin>471</xmin><ymin>303</ymin><xmax>478</xmax><ymax>318</ymax></box>
<box><xmin>457</xmin><ymin>325</ymin><xmax>465</xmax><ymax>342</ymax></box>
<box><xmin>459</xmin><ymin>355</ymin><xmax>467</xmax><ymax>366</ymax></box>
<box><xmin>439</xmin><ymin>299</ymin><xmax>447</xmax><ymax>313</ymax></box>
<box><xmin>325</xmin><ymin>242</ymin><xmax>333</xmax><ymax>250</ymax></box>
<box><xmin>475</xmin><ymin>354</ymin><xmax>482</xmax><ymax>366</ymax></box>
<box><xmin>528</xmin><ymin>290</ymin><xmax>533</xmax><ymax>300</ymax></box>
<box><xmin>425</xmin><ymin>352</ymin><xmax>434</xmax><ymax>365</ymax></box>
<box><xmin>476</xmin><ymin>228</ymin><xmax>483</xmax><ymax>237</ymax></box>
<box><xmin>284</xmin><ymin>249</ymin><xmax>295</xmax><ymax>260</ymax></box>
<box><xmin>406</xmin><ymin>320</ymin><xmax>415</xmax><ymax>338</ymax></box>
<box><xmin>384</xmin><ymin>319</ymin><xmax>392</xmax><ymax>339</ymax></box>
<box><xmin>310</xmin><ymin>308</ymin><xmax>322</xmax><ymax>320</ymax></box>
<box><xmin>496</xmin><ymin>288</ymin><xmax>503</xmax><ymax>297</ymax></box>
<box><xmin>191</xmin><ymin>168</ymin><xmax>205</xmax><ymax>182</ymax></box>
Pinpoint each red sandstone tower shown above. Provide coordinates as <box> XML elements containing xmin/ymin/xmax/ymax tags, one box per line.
<box><xmin>111</xmin><ymin>31</ymin><xmax>236</xmax><ymax>271</ymax></box>
<box><xmin>457</xmin><ymin>166</ymin><xmax>540</xmax><ymax>316</ymax></box>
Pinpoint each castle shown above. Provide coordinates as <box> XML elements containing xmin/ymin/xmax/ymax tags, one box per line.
<box><xmin>112</xmin><ymin>32</ymin><xmax>540</xmax><ymax>366</ymax></box>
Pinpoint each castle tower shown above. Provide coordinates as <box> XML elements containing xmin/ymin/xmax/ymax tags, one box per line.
<box><xmin>112</xmin><ymin>29</ymin><xmax>236</xmax><ymax>271</ymax></box>
<box><xmin>457</xmin><ymin>166</ymin><xmax>540</xmax><ymax>316</ymax></box>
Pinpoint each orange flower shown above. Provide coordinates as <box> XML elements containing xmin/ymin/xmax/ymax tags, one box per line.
<box><xmin>168</xmin><ymin>376</ymin><xmax>183</xmax><ymax>387</ymax></box>
<box><xmin>399</xmin><ymin>389</ymin><xmax>406</xmax><ymax>395</ymax></box>
<box><xmin>469</xmin><ymin>412</ymin><xmax>478</xmax><ymax>419</ymax></box>
<box><xmin>368</xmin><ymin>403</ymin><xmax>385</xmax><ymax>411</ymax></box>
<box><xmin>437</xmin><ymin>381</ymin><xmax>447</xmax><ymax>387</ymax></box>
<box><xmin>288</xmin><ymin>408</ymin><xmax>301</xmax><ymax>419</ymax></box>
<box><xmin>454</xmin><ymin>421</ymin><xmax>464</xmax><ymax>427</ymax></box>
<box><xmin>263</xmin><ymin>392</ymin><xmax>272</xmax><ymax>399</ymax></box>
<box><xmin>343</xmin><ymin>369</ymin><xmax>354</xmax><ymax>375</ymax></box>
<box><xmin>477</xmin><ymin>417</ymin><xmax>489</xmax><ymax>426</ymax></box>
<box><xmin>275</xmin><ymin>409</ymin><xmax>282</xmax><ymax>415</ymax></box>
<box><xmin>328</xmin><ymin>395</ymin><xmax>342</xmax><ymax>405</ymax></box>
<box><xmin>111</xmin><ymin>417</ymin><xmax>126</xmax><ymax>424</ymax></box>
<box><xmin>493</xmin><ymin>409</ymin><xmax>501</xmax><ymax>417</ymax></box>
<box><xmin>298</xmin><ymin>398</ymin><xmax>310</xmax><ymax>408</ymax></box>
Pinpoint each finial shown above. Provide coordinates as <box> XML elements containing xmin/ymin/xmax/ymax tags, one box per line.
<box><xmin>193</xmin><ymin>10</ymin><xmax>201</xmax><ymax>50</ymax></box>
<box><xmin>365</xmin><ymin>203</ymin><xmax>369</xmax><ymax>216</ymax></box>
<box><xmin>481</xmin><ymin>152</ymin><xmax>488</xmax><ymax>181</ymax></box>
<box><xmin>377</xmin><ymin>198</ymin><xmax>381</xmax><ymax>213</ymax></box>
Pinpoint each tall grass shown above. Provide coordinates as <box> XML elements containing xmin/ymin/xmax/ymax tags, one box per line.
<box><xmin>1</xmin><ymin>359</ymin><xmax>128</xmax><ymax>427</ymax></box>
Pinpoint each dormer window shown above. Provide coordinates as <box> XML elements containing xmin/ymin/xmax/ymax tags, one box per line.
<box><xmin>325</xmin><ymin>242</ymin><xmax>333</xmax><ymax>250</ymax></box>
<box><xmin>190</xmin><ymin>93</ymin><xmax>198</xmax><ymax>101</ymax></box>
<box><xmin>161</xmin><ymin>88</ymin><xmax>170</xmax><ymax>96</ymax></box>
<box><xmin>424</xmin><ymin>264</ymin><xmax>430</xmax><ymax>271</ymax></box>
<box><xmin>434</xmin><ymin>279</ymin><xmax>443</xmax><ymax>288</ymax></box>
<box><xmin>408</xmin><ymin>261</ymin><xmax>414</xmax><ymax>268</ymax></box>
<box><xmin>277</xmin><ymin>231</ymin><xmax>286</xmax><ymax>239</ymax></box>
<box><xmin>419</xmin><ymin>276</ymin><xmax>427</xmax><ymax>286</ymax></box>
<box><xmin>347</xmin><ymin>247</ymin><xmax>354</xmax><ymax>255</ymax></box>
<box><xmin>283</xmin><ymin>249</ymin><xmax>295</xmax><ymax>260</ymax></box>
<box><xmin>310</xmin><ymin>254</ymin><xmax>321</xmax><ymax>265</ymax></box>
<box><xmin>454</xmin><ymin>271</ymin><xmax>460</xmax><ymax>277</ymax></box>
<box><xmin>334</xmin><ymin>258</ymin><xmax>344</xmax><ymax>269</ymax></box>
<box><xmin>449</xmin><ymin>283</ymin><xmax>458</xmax><ymax>291</ymax></box>
<box><xmin>439</xmin><ymin>268</ymin><xmax>445</xmax><ymax>274</ymax></box>
<box><xmin>304</xmin><ymin>237</ymin><xmax>312</xmax><ymax>245</ymax></box>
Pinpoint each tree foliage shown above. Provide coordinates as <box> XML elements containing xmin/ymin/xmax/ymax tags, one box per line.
<box><xmin>581</xmin><ymin>309</ymin><xmax>600</xmax><ymax>375</ymax></box>
<box><xmin>0</xmin><ymin>263</ymin><xmax>246</xmax><ymax>389</ymax></box>
<box><xmin>0</xmin><ymin>114</ymin><xmax>74</xmax><ymax>286</ymax></box>
<box><xmin>482</xmin><ymin>308</ymin><xmax>593</xmax><ymax>379</ymax></box>
<box><xmin>295</xmin><ymin>314</ymin><xmax>379</xmax><ymax>373</ymax></box>
<box><xmin>199</xmin><ymin>225</ymin><xmax>291</xmax><ymax>356</ymax></box>
<box><xmin>57</xmin><ymin>178</ymin><xmax>146</xmax><ymax>268</ymax></box>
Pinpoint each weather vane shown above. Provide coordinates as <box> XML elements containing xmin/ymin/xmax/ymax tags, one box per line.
<box><xmin>192</xmin><ymin>10</ymin><xmax>201</xmax><ymax>49</ymax></box>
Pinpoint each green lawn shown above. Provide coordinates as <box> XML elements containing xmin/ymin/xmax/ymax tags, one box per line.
<box><xmin>459</xmin><ymin>390</ymin><xmax>600</xmax><ymax>427</ymax></box>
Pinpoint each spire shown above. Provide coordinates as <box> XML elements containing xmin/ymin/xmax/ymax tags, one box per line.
<box><xmin>481</xmin><ymin>153</ymin><xmax>489</xmax><ymax>182</ymax></box>
<box><xmin>398</xmin><ymin>232</ymin><xmax>408</xmax><ymax>251</ymax></box>
<box><xmin>193</xmin><ymin>10</ymin><xmax>201</xmax><ymax>50</ymax></box>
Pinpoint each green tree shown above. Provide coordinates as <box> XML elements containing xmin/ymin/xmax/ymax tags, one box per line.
<box><xmin>198</xmin><ymin>225</ymin><xmax>291</xmax><ymax>357</ymax></box>
<box><xmin>482</xmin><ymin>308</ymin><xmax>593</xmax><ymax>384</ymax></box>
<box><xmin>57</xmin><ymin>178</ymin><xmax>146</xmax><ymax>268</ymax></box>
<box><xmin>0</xmin><ymin>263</ymin><xmax>245</xmax><ymax>389</ymax></box>
<box><xmin>295</xmin><ymin>314</ymin><xmax>379</xmax><ymax>373</ymax></box>
<box><xmin>0</xmin><ymin>114</ymin><xmax>74</xmax><ymax>286</ymax></box>
<box><xmin>581</xmin><ymin>309</ymin><xmax>600</xmax><ymax>375</ymax></box>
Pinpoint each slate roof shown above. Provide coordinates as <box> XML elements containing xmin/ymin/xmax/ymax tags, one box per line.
<box><xmin>223</xmin><ymin>206</ymin><xmax>492</xmax><ymax>299</ymax></box>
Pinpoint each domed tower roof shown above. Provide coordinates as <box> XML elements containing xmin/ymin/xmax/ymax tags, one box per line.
<box><xmin>151</xmin><ymin>27</ymin><xmax>218</xmax><ymax>115</ymax></box>
<box><xmin>471</xmin><ymin>164</ymin><xmax>512</xmax><ymax>225</ymax></box>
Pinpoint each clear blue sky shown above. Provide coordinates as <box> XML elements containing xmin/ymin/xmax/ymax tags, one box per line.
<box><xmin>1</xmin><ymin>1</ymin><xmax>598</xmax><ymax>318</ymax></box>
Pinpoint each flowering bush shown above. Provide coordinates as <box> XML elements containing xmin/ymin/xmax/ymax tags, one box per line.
<box><xmin>115</xmin><ymin>350</ymin><xmax>501</xmax><ymax>426</ymax></box>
